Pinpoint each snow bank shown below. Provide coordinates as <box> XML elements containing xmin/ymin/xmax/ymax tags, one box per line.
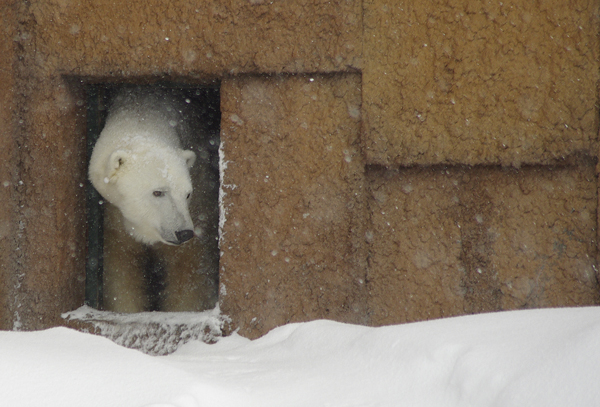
<box><xmin>3</xmin><ymin>307</ymin><xmax>600</xmax><ymax>407</ymax></box>
<box><xmin>0</xmin><ymin>327</ymin><xmax>194</xmax><ymax>407</ymax></box>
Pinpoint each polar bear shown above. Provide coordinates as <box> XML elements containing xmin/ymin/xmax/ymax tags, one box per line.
<box><xmin>89</xmin><ymin>88</ymin><xmax>219</xmax><ymax>312</ymax></box>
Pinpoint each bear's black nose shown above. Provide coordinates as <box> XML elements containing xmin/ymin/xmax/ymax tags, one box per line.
<box><xmin>175</xmin><ymin>229</ymin><xmax>195</xmax><ymax>244</ymax></box>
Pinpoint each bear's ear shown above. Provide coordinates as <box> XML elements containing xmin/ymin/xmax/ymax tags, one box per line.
<box><xmin>106</xmin><ymin>150</ymin><xmax>129</xmax><ymax>180</ymax></box>
<box><xmin>182</xmin><ymin>150</ymin><xmax>196</xmax><ymax>168</ymax></box>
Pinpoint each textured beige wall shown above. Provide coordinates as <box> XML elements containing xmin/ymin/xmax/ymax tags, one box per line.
<box><xmin>1</xmin><ymin>0</ymin><xmax>598</xmax><ymax>337</ymax></box>
<box><xmin>219</xmin><ymin>74</ymin><xmax>367</xmax><ymax>338</ymax></box>
<box><xmin>0</xmin><ymin>2</ymin><xmax>88</xmax><ymax>330</ymax></box>
<box><xmin>367</xmin><ymin>163</ymin><xmax>599</xmax><ymax>326</ymax></box>
<box><xmin>9</xmin><ymin>76</ymin><xmax>88</xmax><ymax>329</ymax></box>
<box><xmin>363</xmin><ymin>0</ymin><xmax>599</xmax><ymax>166</ymax></box>
<box><xmin>0</xmin><ymin>0</ymin><xmax>18</xmax><ymax>329</ymax></box>
<box><xmin>2</xmin><ymin>0</ymin><xmax>362</xmax><ymax>331</ymax></box>
<box><xmin>28</xmin><ymin>0</ymin><xmax>362</xmax><ymax>78</ymax></box>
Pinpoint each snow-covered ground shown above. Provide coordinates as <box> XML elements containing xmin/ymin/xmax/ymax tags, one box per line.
<box><xmin>2</xmin><ymin>306</ymin><xmax>600</xmax><ymax>407</ymax></box>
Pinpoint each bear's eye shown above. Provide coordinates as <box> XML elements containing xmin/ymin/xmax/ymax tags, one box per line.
<box><xmin>153</xmin><ymin>191</ymin><xmax>165</xmax><ymax>197</ymax></box>
<box><xmin>186</xmin><ymin>193</ymin><xmax>191</xmax><ymax>200</ymax></box>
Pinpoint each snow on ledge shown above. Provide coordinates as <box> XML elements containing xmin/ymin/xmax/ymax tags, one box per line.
<box><xmin>62</xmin><ymin>305</ymin><xmax>230</xmax><ymax>355</ymax></box>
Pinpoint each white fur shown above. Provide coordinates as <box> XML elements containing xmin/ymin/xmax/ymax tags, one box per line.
<box><xmin>89</xmin><ymin>89</ymin><xmax>197</xmax><ymax>245</ymax></box>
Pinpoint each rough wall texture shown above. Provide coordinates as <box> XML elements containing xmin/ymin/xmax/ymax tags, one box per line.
<box><xmin>363</xmin><ymin>0</ymin><xmax>599</xmax><ymax>166</ymax></box>
<box><xmin>0</xmin><ymin>2</ymin><xmax>89</xmax><ymax>330</ymax></box>
<box><xmin>10</xmin><ymin>76</ymin><xmax>88</xmax><ymax>330</ymax></box>
<box><xmin>1</xmin><ymin>0</ymin><xmax>598</xmax><ymax>337</ymax></box>
<box><xmin>219</xmin><ymin>74</ymin><xmax>367</xmax><ymax>338</ymax></box>
<box><xmin>367</xmin><ymin>163</ymin><xmax>599</xmax><ymax>326</ymax></box>
<box><xmin>28</xmin><ymin>0</ymin><xmax>362</xmax><ymax>78</ymax></box>
<box><xmin>0</xmin><ymin>0</ymin><xmax>18</xmax><ymax>329</ymax></box>
<box><xmin>2</xmin><ymin>0</ymin><xmax>362</xmax><ymax>331</ymax></box>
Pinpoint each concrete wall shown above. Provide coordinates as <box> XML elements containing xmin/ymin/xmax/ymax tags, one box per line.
<box><xmin>0</xmin><ymin>0</ymin><xmax>18</xmax><ymax>329</ymax></box>
<box><xmin>1</xmin><ymin>1</ymin><xmax>88</xmax><ymax>330</ymax></box>
<box><xmin>362</xmin><ymin>0</ymin><xmax>599</xmax><ymax>167</ymax></box>
<box><xmin>367</xmin><ymin>163</ymin><xmax>599</xmax><ymax>325</ymax></box>
<box><xmin>1</xmin><ymin>0</ymin><xmax>598</xmax><ymax>338</ymax></box>
<box><xmin>219</xmin><ymin>74</ymin><xmax>368</xmax><ymax>334</ymax></box>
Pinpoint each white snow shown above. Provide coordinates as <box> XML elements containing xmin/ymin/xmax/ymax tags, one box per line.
<box><xmin>3</xmin><ymin>306</ymin><xmax>600</xmax><ymax>407</ymax></box>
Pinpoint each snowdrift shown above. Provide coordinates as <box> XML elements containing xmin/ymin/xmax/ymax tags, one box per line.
<box><xmin>2</xmin><ymin>307</ymin><xmax>600</xmax><ymax>407</ymax></box>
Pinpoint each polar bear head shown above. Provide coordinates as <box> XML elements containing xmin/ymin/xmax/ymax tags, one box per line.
<box><xmin>93</xmin><ymin>141</ymin><xmax>197</xmax><ymax>246</ymax></box>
